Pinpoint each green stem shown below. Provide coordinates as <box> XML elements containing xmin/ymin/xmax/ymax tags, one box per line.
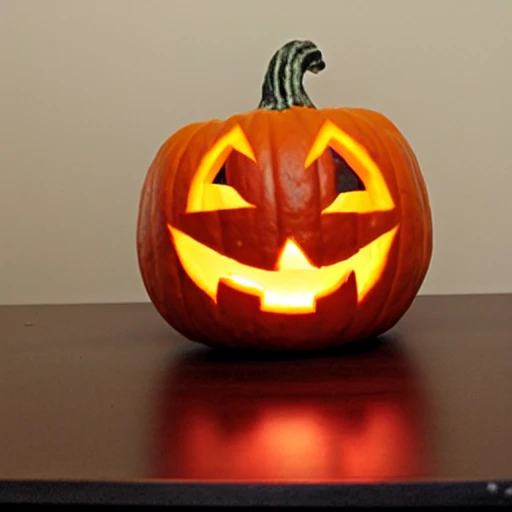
<box><xmin>258</xmin><ymin>40</ymin><xmax>325</xmax><ymax>111</ymax></box>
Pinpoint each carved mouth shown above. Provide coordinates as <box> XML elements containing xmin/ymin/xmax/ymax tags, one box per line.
<box><xmin>168</xmin><ymin>225</ymin><xmax>398</xmax><ymax>314</ymax></box>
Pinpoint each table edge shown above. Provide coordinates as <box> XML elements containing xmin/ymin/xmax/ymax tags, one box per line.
<box><xmin>1</xmin><ymin>479</ymin><xmax>512</xmax><ymax>507</ymax></box>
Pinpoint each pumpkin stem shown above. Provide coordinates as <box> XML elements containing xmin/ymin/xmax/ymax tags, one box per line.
<box><xmin>258</xmin><ymin>40</ymin><xmax>325</xmax><ymax>111</ymax></box>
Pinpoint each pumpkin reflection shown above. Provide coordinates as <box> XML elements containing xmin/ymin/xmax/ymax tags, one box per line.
<box><xmin>154</xmin><ymin>340</ymin><xmax>428</xmax><ymax>482</ymax></box>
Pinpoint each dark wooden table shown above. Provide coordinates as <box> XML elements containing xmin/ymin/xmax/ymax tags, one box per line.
<box><xmin>1</xmin><ymin>294</ymin><xmax>511</xmax><ymax>507</ymax></box>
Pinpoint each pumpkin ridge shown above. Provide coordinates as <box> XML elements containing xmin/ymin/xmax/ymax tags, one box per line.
<box><xmin>289</xmin><ymin>106</ymin><xmax>325</xmax><ymax>265</ymax></box>
<box><xmin>407</xmin><ymin>148</ymin><xmax>433</xmax><ymax>284</ymax></box>
<box><xmin>169</xmin><ymin>124</ymin><xmax>210</xmax><ymax>335</ymax></box>
<box><xmin>289</xmin><ymin>108</ymin><xmax>325</xmax><ymax>336</ymax></box>
<box><xmin>244</xmin><ymin>113</ymin><xmax>276</xmax><ymax>270</ymax></box>
<box><xmin>374</xmin><ymin>129</ymin><xmax>429</xmax><ymax>308</ymax></box>
<box><xmin>258</xmin><ymin>40</ymin><xmax>325</xmax><ymax>111</ymax></box>
<box><xmin>355</xmin><ymin>110</ymin><xmax>430</xmax><ymax>334</ymax></box>
<box><xmin>268</xmin><ymin>114</ymin><xmax>283</xmax><ymax>266</ymax></box>
<box><xmin>146</xmin><ymin>125</ymin><xmax>199</xmax><ymax>316</ymax></box>
<box><xmin>393</xmin><ymin>135</ymin><xmax>432</xmax><ymax>295</ymax></box>
<box><xmin>345</xmin><ymin>111</ymin><xmax>404</xmax><ymax>336</ymax></box>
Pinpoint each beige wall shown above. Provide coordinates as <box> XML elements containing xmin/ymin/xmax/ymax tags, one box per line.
<box><xmin>1</xmin><ymin>0</ymin><xmax>510</xmax><ymax>306</ymax></box>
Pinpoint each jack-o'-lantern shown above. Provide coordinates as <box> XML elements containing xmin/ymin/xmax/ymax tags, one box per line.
<box><xmin>154</xmin><ymin>341</ymin><xmax>429</xmax><ymax>482</ymax></box>
<box><xmin>136</xmin><ymin>40</ymin><xmax>433</xmax><ymax>351</ymax></box>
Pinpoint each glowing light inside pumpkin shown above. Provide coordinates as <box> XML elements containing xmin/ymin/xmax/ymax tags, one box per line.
<box><xmin>187</xmin><ymin>125</ymin><xmax>256</xmax><ymax>213</ymax></box>
<box><xmin>175</xmin><ymin>120</ymin><xmax>400</xmax><ymax>314</ymax></box>
<box><xmin>168</xmin><ymin>225</ymin><xmax>398</xmax><ymax>313</ymax></box>
<box><xmin>305</xmin><ymin>121</ymin><xmax>395</xmax><ymax>213</ymax></box>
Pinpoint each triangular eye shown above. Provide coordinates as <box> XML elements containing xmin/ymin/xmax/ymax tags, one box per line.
<box><xmin>212</xmin><ymin>164</ymin><xmax>228</xmax><ymax>185</ymax></box>
<box><xmin>186</xmin><ymin>124</ymin><xmax>255</xmax><ymax>213</ymax></box>
<box><xmin>330</xmin><ymin>148</ymin><xmax>365</xmax><ymax>193</ymax></box>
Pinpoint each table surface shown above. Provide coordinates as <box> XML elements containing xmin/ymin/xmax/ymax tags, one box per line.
<box><xmin>1</xmin><ymin>294</ymin><xmax>512</xmax><ymax>507</ymax></box>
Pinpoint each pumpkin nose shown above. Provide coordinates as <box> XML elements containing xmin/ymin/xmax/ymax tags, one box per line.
<box><xmin>275</xmin><ymin>239</ymin><xmax>317</xmax><ymax>271</ymax></box>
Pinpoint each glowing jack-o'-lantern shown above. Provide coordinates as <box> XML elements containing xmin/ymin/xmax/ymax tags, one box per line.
<box><xmin>154</xmin><ymin>341</ymin><xmax>429</xmax><ymax>482</ymax></box>
<box><xmin>137</xmin><ymin>40</ymin><xmax>433</xmax><ymax>351</ymax></box>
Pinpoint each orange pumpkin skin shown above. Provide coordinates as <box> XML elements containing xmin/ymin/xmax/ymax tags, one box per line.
<box><xmin>136</xmin><ymin>42</ymin><xmax>432</xmax><ymax>352</ymax></box>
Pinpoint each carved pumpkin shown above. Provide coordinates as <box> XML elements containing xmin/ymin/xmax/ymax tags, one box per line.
<box><xmin>137</xmin><ymin>40</ymin><xmax>433</xmax><ymax>351</ymax></box>
<box><xmin>154</xmin><ymin>342</ymin><xmax>428</xmax><ymax>482</ymax></box>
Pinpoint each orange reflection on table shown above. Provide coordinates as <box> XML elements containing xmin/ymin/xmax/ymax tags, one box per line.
<box><xmin>154</xmin><ymin>339</ymin><xmax>428</xmax><ymax>483</ymax></box>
